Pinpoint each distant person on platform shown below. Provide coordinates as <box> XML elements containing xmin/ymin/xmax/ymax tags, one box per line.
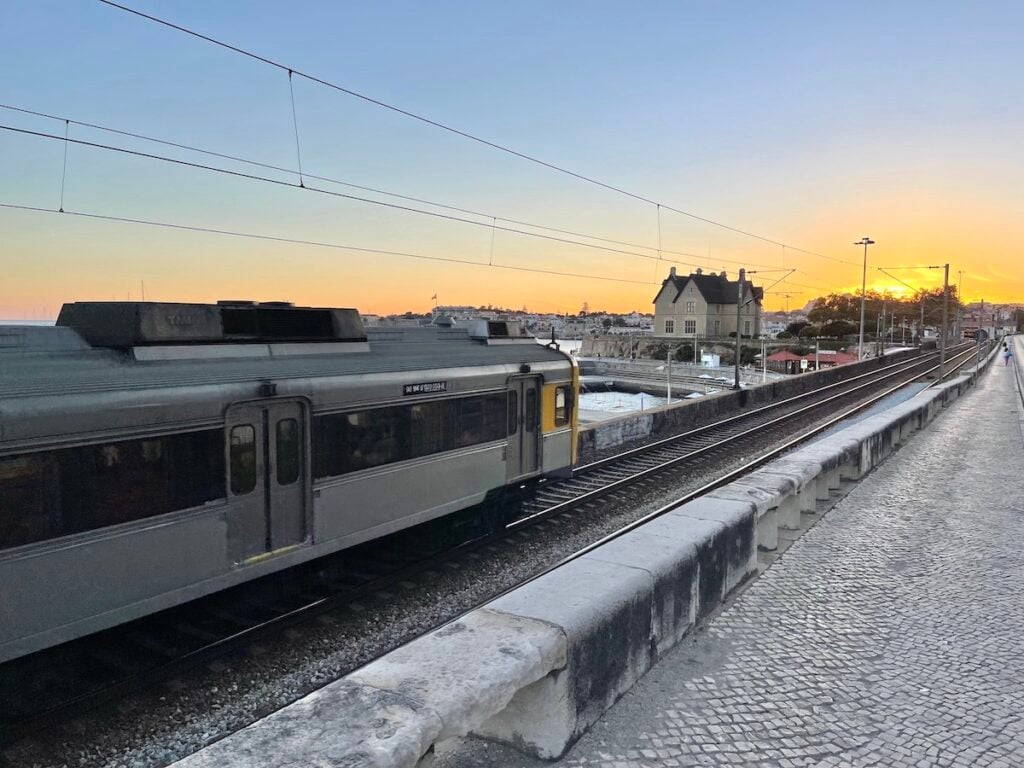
<box><xmin>1003</xmin><ymin>343</ymin><xmax>1013</xmax><ymax>366</ymax></box>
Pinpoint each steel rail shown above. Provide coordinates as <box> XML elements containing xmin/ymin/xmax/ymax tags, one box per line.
<box><xmin>579</xmin><ymin>347</ymin><xmax>965</xmax><ymax>474</ymax></box>
<box><xmin>0</xmin><ymin>343</ymin><xmax>978</xmax><ymax>745</ymax></box>
<box><xmin>517</xmin><ymin>345</ymin><xmax>973</xmax><ymax>526</ymax></box>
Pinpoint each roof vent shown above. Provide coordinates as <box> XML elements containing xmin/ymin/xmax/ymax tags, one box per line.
<box><xmin>56</xmin><ymin>301</ymin><xmax>367</xmax><ymax>347</ymax></box>
<box><xmin>452</xmin><ymin>318</ymin><xmax>535</xmax><ymax>345</ymax></box>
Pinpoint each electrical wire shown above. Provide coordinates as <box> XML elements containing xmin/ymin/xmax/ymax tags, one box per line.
<box><xmin>0</xmin><ymin>102</ymin><xmax>787</xmax><ymax>271</ymax></box>
<box><xmin>878</xmin><ymin>267</ymin><xmax>935</xmax><ymax>295</ymax></box>
<box><xmin>95</xmin><ymin>0</ymin><xmax>859</xmax><ymax>268</ymax></box>
<box><xmin>0</xmin><ymin>202</ymin><xmax>659</xmax><ymax>286</ymax></box>
<box><xmin>3</xmin><ymin>123</ymin><xmax>721</xmax><ymax>271</ymax></box>
<box><xmin>2</xmin><ymin>123</ymin><xmax>699</xmax><ymax>267</ymax></box>
<box><xmin>4</xmin><ymin>119</ymin><xmax>846</xmax><ymax>293</ymax></box>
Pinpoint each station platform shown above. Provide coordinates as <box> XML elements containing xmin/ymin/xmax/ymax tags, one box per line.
<box><xmin>437</xmin><ymin>340</ymin><xmax>1024</xmax><ymax>768</ymax></box>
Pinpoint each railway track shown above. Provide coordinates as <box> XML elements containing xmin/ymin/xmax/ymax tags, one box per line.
<box><xmin>0</xmin><ymin>342</ymin><xmax>983</xmax><ymax>753</ymax></box>
<box><xmin>518</xmin><ymin>344</ymin><xmax>974</xmax><ymax>522</ymax></box>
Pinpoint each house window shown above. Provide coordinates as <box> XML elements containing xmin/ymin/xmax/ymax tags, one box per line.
<box><xmin>684</xmin><ymin>320</ymin><xmax>697</xmax><ymax>334</ymax></box>
<box><xmin>713</xmin><ymin>320</ymin><xmax>721</xmax><ymax>335</ymax></box>
<box><xmin>664</xmin><ymin>319</ymin><xmax>675</xmax><ymax>334</ymax></box>
<box><xmin>743</xmin><ymin>320</ymin><xmax>751</xmax><ymax>336</ymax></box>
<box><xmin>686</xmin><ymin>300</ymin><xmax>696</xmax><ymax>312</ymax></box>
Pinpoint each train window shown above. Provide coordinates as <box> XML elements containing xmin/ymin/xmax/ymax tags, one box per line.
<box><xmin>0</xmin><ymin>454</ymin><xmax>61</xmax><ymax>548</ymax></box>
<box><xmin>275</xmin><ymin>419</ymin><xmax>301</xmax><ymax>485</ymax></box>
<box><xmin>455</xmin><ymin>395</ymin><xmax>506</xmax><ymax>448</ymax></box>
<box><xmin>554</xmin><ymin>386</ymin><xmax>570</xmax><ymax>427</ymax></box>
<box><xmin>0</xmin><ymin>430</ymin><xmax>226</xmax><ymax>550</ymax></box>
<box><xmin>312</xmin><ymin>393</ymin><xmax>509</xmax><ymax>481</ymax></box>
<box><xmin>230</xmin><ymin>425</ymin><xmax>257</xmax><ymax>495</ymax></box>
<box><xmin>525</xmin><ymin>388</ymin><xmax>538</xmax><ymax>433</ymax></box>
<box><xmin>507</xmin><ymin>391</ymin><xmax>518</xmax><ymax>435</ymax></box>
<box><xmin>408</xmin><ymin>402</ymin><xmax>448</xmax><ymax>458</ymax></box>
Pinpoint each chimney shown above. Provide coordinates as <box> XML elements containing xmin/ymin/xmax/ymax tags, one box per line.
<box><xmin>739</xmin><ymin>268</ymin><xmax>746</xmax><ymax>282</ymax></box>
<box><xmin>669</xmin><ymin>266</ymin><xmax>676</xmax><ymax>277</ymax></box>
<box><xmin>695</xmin><ymin>267</ymin><xmax>703</xmax><ymax>275</ymax></box>
<box><xmin>720</xmin><ymin>270</ymin><xmax>728</xmax><ymax>279</ymax></box>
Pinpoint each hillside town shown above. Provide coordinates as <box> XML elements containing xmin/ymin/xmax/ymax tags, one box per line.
<box><xmin>368</xmin><ymin>268</ymin><xmax>1024</xmax><ymax>366</ymax></box>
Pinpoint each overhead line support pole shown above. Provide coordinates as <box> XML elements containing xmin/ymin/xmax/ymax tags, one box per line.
<box><xmin>940</xmin><ymin>263</ymin><xmax>949</xmax><ymax>375</ymax></box>
<box><xmin>734</xmin><ymin>269</ymin><xmax>745</xmax><ymax>390</ymax></box>
<box><xmin>854</xmin><ymin>237</ymin><xmax>875</xmax><ymax>360</ymax></box>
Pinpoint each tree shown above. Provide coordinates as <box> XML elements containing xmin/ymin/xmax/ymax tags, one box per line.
<box><xmin>819</xmin><ymin>320</ymin><xmax>858</xmax><ymax>338</ymax></box>
<box><xmin>673</xmin><ymin>343</ymin><xmax>695</xmax><ymax>362</ymax></box>
<box><xmin>808</xmin><ymin>294</ymin><xmax>859</xmax><ymax>325</ymax></box>
<box><xmin>786</xmin><ymin>320</ymin><xmax>811</xmax><ymax>336</ymax></box>
<box><xmin>798</xmin><ymin>324</ymin><xmax>821</xmax><ymax>339</ymax></box>
<box><xmin>612</xmin><ymin>316</ymin><xmax>628</xmax><ymax>327</ymax></box>
<box><xmin>601</xmin><ymin>318</ymin><xmax>613</xmax><ymax>329</ymax></box>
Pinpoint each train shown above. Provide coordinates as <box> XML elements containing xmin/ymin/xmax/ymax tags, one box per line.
<box><xmin>0</xmin><ymin>301</ymin><xmax>578</xmax><ymax>663</ymax></box>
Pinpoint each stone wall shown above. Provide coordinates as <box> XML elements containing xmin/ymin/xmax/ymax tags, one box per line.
<box><xmin>577</xmin><ymin>348</ymin><xmax>924</xmax><ymax>463</ymax></box>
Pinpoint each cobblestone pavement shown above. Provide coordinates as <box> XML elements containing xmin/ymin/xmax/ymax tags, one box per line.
<box><xmin>437</xmin><ymin>347</ymin><xmax>1024</xmax><ymax>767</ymax></box>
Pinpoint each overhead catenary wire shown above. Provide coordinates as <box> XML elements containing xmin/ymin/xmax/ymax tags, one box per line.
<box><xmin>0</xmin><ymin>102</ymin><xmax>791</xmax><ymax>272</ymax></box>
<box><xmin>286</xmin><ymin>70</ymin><xmax>305</xmax><ymax>187</ymax></box>
<box><xmin>0</xmin><ymin>202</ymin><xmax>660</xmax><ymax>286</ymax></box>
<box><xmin>1</xmin><ymin>122</ymin><xmax>708</xmax><ymax>269</ymax></box>
<box><xmin>5</xmin><ymin>119</ymin><xmax>840</xmax><ymax>294</ymax></box>
<box><xmin>58</xmin><ymin>119</ymin><xmax>69</xmax><ymax>212</ymax></box>
<box><xmin>877</xmin><ymin>267</ymin><xmax>937</xmax><ymax>295</ymax></box>
<box><xmin>94</xmin><ymin>0</ymin><xmax>858</xmax><ymax>268</ymax></box>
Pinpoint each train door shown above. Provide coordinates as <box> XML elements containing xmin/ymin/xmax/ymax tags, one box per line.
<box><xmin>225</xmin><ymin>400</ymin><xmax>308</xmax><ymax>563</ymax></box>
<box><xmin>507</xmin><ymin>376</ymin><xmax>541</xmax><ymax>481</ymax></box>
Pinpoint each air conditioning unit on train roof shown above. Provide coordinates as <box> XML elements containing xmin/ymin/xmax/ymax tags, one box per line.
<box><xmin>55</xmin><ymin>301</ymin><xmax>367</xmax><ymax>349</ymax></box>
<box><xmin>452</xmin><ymin>318</ymin><xmax>536</xmax><ymax>345</ymax></box>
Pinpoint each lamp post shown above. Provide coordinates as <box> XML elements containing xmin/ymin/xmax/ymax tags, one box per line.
<box><xmin>854</xmin><ymin>237</ymin><xmax>875</xmax><ymax>360</ymax></box>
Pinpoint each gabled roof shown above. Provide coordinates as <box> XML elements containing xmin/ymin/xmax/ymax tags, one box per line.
<box><xmin>767</xmin><ymin>350</ymin><xmax>804</xmax><ymax>362</ymax></box>
<box><xmin>654</xmin><ymin>270</ymin><xmax>764</xmax><ymax>306</ymax></box>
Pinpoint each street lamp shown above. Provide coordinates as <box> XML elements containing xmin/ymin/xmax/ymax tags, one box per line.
<box><xmin>854</xmin><ymin>237</ymin><xmax>875</xmax><ymax>360</ymax></box>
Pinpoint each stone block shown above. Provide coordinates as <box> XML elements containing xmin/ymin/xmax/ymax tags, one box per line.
<box><xmin>743</xmin><ymin>470</ymin><xmax>803</xmax><ymax>529</ymax></box>
<box><xmin>667</xmin><ymin>496</ymin><xmax>758</xmax><ymax>595</ymax></box>
<box><xmin>708</xmin><ymin>483</ymin><xmax>779</xmax><ymax>552</ymax></box>
<box><xmin>174</xmin><ymin>680</ymin><xmax>444</xmax><ymax>768</ymax></box>
<box><xmin>632</xmin><ymin>512</ymin><xmax>739</xmax><ymax>617</ymax></box>
<box><xmin>350</xmin><ymin>609</ymin><xmax>565</xmax><ymax>743</ymax></box>
<box><xmin>479</xmin><ymin>556</ymin><xmax>653</xmax><ymax>759</ymax></box>
<box><xmin>582</xmin><ymin>526</ymin><xmax>699</xmax><ymax>657</ymax></box>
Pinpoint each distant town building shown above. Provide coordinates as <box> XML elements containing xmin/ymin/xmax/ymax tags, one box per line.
<box><xmin>761</xmin><ymin>318</ymin><xmax>787</xmax><ymax>338</ymax></box>
<box><xmin>653</xmin><ymin>267</ymin><xmax>763</xmax><ymax>338</ymax></box>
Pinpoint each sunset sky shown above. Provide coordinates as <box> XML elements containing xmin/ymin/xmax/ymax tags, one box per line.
<box><xmin>2</xmin><ymin>1</ymin><xmax>1022</xmax><ymax>320</ymax></box>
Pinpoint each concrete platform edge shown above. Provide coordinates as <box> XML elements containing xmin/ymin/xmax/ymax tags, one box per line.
<box><xmin>171</xmin><ymin>349</ymin><xmax>997</xmax><ymax>768</ymax></box>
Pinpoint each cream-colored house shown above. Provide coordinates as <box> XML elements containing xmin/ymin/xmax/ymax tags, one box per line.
<box><xmin>653</xmin><ymin>267</ymin><xmax>763</xmax><ymax>338</ymax></box>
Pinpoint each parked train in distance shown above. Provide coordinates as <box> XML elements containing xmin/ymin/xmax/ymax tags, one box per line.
<box><xmin>0</xmin><ymin>301</ymin><xmax>578</xmax><ymax>663</ymax></box>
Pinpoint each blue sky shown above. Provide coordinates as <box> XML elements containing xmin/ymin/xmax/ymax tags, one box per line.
<box><xmin>2</xmin><ymin>1</ymin><xmax>1022</xmax><ymax>317</ymax></box>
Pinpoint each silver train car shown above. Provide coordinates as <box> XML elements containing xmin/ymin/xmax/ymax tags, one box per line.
<box><xmin>0</xmin><ymin>301</ymin><xmax>578</xmax><ymax>663</ymax></box>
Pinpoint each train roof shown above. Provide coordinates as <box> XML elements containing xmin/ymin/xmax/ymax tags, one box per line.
<box><xmin>0</xmin><ymin>314</ymin><xmax>572</xmax><ymax>400</ymax></box>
